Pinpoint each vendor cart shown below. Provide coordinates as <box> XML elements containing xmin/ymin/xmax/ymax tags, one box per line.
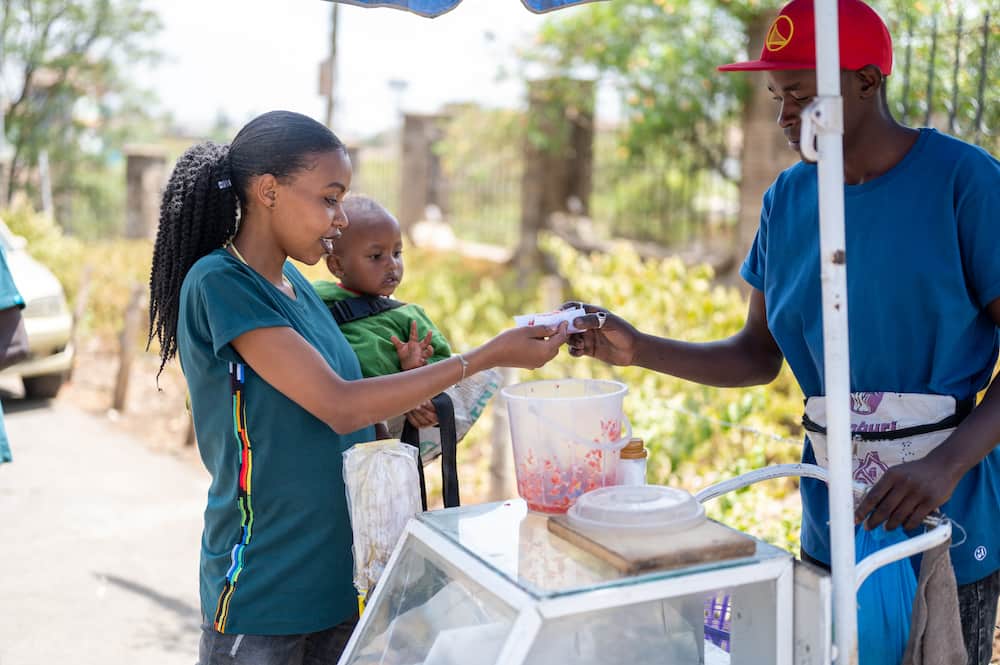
<box><xmin>337</xmin><ymin>469</ymin><xmax>951</xmax><ymax>665</ymax></box>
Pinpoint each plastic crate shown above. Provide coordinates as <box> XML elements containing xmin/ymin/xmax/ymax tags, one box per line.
<box><xmin>704</xmin><ymin>594</ymin><xmax>732</xmax><ymax>652</ymax></box>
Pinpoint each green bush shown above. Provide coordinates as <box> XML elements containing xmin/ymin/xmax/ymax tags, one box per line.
<box><xmin>318</xmin><ymin>235</ymin><xmax>806</xmax><ymax>551</ymax></box>
<box><xmin>535</xmin><ymin>235</ymin><xmax>805</xmax><ymax>550</ymax></box>
<box><xmin>11</xmin><ymin>214</ymin><xmax>807</xmax><ymax>552</ymax></box>
<box><xmin>3</xmin><ymin>203</ymin><xmax>153</xmax><ymax>338</ymax></box>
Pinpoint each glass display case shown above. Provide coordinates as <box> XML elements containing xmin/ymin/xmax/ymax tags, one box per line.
<box><xmin>339</xmin><ymin>500</ymin><xmax>827</xmax><ymax>665</ymax></box>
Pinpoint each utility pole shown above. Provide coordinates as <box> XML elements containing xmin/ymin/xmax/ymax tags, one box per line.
<box><xmin>324</xmin><ymin>4</ymin><xmax>339</xmax><ymax>129</ymax></box>
<box><xmin>388</xmin><ymin>78</ymin><xmax>409</xmax><ymax>124</ymax></box>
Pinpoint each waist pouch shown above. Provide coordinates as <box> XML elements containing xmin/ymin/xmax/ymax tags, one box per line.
<box><xmin>802</xmin><ymin>392</ymin><xmax>973</xmax><ymax>486</ymax></box>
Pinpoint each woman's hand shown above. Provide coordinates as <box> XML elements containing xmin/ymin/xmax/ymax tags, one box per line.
<box><xmin>406</xmin><ymin>401</ymin><xmax>439</xmax><ymax>429</ymax></box>
<box><xmin>482</xmin><ymin>322</ymin><xmax>569</xmax><ymax>370</ymax></box>
<box><xmin>563</xmin><ymin>302</ymin><xmax>642</xmax><ymax>367</ymax></box>
<box><xmin>391</xmin><ymin>320</ymin><xmax>435</xmax><ymax>370</ymax></box>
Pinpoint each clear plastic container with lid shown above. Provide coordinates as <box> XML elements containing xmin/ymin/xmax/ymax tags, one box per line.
<box><xmin>567</xmin><ymin>484</ymin><xmax>707</xmax><ymax>534</ymax></box>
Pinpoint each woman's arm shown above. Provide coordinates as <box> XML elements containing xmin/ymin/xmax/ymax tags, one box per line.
<box><xmin>568</xmin><ymin>288</ymin><xmax>785</xmax><ymax>387</ymax></box>
<box><xmin>231</xmin><ymin>324</ymin><xmax>567</xmax><ymax>434</ymax></box>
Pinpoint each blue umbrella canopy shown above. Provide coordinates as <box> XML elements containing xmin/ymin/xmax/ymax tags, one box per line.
<box><xmin>322</xmin><ymin>0</ymin><xmax>602</xmax><ymax>17</ymax></box>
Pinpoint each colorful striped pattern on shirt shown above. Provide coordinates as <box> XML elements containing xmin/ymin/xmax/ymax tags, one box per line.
<box><xmin>213</xmin><ymin>362</ymin><xmax>255</xmax><ymax>633</ymax></box>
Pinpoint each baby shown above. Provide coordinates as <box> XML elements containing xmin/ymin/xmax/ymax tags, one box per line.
<box><xmin>313</xmin><ymin>195</ymin><xmax>452</xmax><ymax>433</ymax></box>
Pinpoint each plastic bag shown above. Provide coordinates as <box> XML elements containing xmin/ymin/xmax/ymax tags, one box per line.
<box><xmin>447</xmin><ymin>367</ymin><xmax>502</xmax><ymax>443</ymax></box>
<box><xmin>343</xmin><ymin>440</ymin><xmax>423</xmax><ymax>606</ymax></box>
<box><xmin>856</xmin><ymin>525</ymin><xmax>918</xmax><ymax>665</ymax></box>
<box><xmin>388</xmin><ymin>367</ymin><xmax>502</xmax><ymax>464</ymax></box>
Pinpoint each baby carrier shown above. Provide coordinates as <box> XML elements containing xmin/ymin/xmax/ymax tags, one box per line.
<box><xmin>328</xmin><ymin>295</ymin><xmax>500</xmax><ymax>509</ymax></box>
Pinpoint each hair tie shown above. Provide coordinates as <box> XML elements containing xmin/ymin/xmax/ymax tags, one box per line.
<box><xmin>216</xmin><ymin>144</ymin><xmax>233</xmax><ymax>190</ymax></box>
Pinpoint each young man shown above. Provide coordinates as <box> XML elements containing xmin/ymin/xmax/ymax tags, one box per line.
<box><xmin>569</xmin><ymin>1</ymin><xmax>1000</xmax><ymax>661</ymax></box>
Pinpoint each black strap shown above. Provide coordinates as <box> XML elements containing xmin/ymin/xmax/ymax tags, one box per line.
<box><xmin>328</xmin><ymin>295</ymin><xmax>405</xmax><ymax>326</ymax></box>
<box><xmin>431</xmin><ymin>392</ymin><xmax>460</xmax><ymax>508</ymax></box>
<box><xmin>400</xmin><ymin>392</ymin><xmax>461</xmax><ymax>510</ymax></box>
<box><xmin>400</xmin><ymin>423</ymin><xmax>429</xmax><ymax>512</ymax></box>
<box><xmin>802</xmin><ymin>397</ymin><xmax>975</xmax><ymax>441</ymax></box>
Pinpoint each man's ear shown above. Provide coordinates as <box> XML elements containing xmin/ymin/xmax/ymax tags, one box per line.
<box><xmin>855</xmin><ymin>65</ymin><xmax>883</xmax><ymax>100</ymax></box>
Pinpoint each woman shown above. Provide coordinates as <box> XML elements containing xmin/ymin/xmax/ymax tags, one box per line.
<box><xmin>147</xmin><ymin>110</ymin><xmax>567</xmax><ymax>664</ymax></box>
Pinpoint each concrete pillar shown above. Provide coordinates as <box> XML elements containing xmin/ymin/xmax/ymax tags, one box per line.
<box><xmin>517</xmin><ymin>78</ymin><xmax>595</xmax><ymax>274</ymax></box>
<box><xmin>398</xmin><ymin>113</ymin><xmax>449</xmax><ymax>233</ymax></box>
<box><xmin>346</xmin><ymin>145</ymin><xmax>361</xmax><ymax>173</ymax></box>
<box><xmin>124</xmin><ymin>145</ymin><xmax>167</xmax><ymax>239</ymax></box>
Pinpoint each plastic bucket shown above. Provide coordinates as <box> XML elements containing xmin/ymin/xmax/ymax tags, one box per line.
<box><xmin>502</xmin><ymin>379</ymin><xmax>631</xmax><ymax>513</ymax></box>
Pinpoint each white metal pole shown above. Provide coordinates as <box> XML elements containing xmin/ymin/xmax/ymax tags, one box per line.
<box><xmin>812</xmin><ymin>0</ymin><xmax>856</xmax><ymax>663</ymax></box>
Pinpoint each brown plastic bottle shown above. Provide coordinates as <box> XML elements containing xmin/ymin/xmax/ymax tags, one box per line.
<box><xmin>617</xmin><ymin>437</ymin><xmax>648</xmax><ymax>485</ymax></box>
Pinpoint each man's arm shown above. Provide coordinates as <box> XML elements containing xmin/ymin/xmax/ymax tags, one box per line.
<box><xmin>633</xmin><ymin>288</ymin><xmax>784</xmax><ymax>387</ymax></box>
<box><xmin>570</xmin><ymin>288</ymin><xmax>785</xmax><ymax>388</ymax></box>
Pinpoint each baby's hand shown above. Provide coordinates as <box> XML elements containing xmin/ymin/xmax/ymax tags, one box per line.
<box><xmin>391</xmin><ymin>320</ymin><xmax>434</xmax><ymax>371</ymax></box>
<box><xmin>406</xmin><ymin>401</ymin><xmax>438</xmax><ymax>429</ymax></box>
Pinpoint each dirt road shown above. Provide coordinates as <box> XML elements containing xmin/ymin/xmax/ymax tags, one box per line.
<box><xmin>0</xmin><ymin>398</ymin><xmax>207</xmax><ymax>665</ymax></box>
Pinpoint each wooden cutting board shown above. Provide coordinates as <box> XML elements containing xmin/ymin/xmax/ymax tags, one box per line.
<box><xmin>547</xmin><ymin>515</ymin><xmax>757</xmax><ymax>575</ymax></box>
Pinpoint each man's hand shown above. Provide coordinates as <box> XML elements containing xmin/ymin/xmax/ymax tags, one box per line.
<box><xmin>563</xmin><ymin>302</ymin><xmax>642</xmax><ymax>367</ymax></box>
<box><xmin>855</xmin><ymin>455</ymin><xmax>962</xmax><ymax>531</ymax></box>
<box><xmin>391</xmin><ymin>320</ymin><xmax>435</xmax><ymax>370</ymax></box>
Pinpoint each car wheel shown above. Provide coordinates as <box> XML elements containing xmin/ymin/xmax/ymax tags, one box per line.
<box><xmin>23</xmin><ymin>373</ymin><xmax>66</xmax><ymax>400</ymax></box>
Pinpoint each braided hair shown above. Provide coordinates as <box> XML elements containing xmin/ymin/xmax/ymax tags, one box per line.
<box><xmin>148</xmin><ymin>110</ymin><xmax>346</xmax><ymax>378</ymax></box>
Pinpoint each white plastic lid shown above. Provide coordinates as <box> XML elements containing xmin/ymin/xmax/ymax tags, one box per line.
<box><xmin>566</xmin><ymin>485</ymin><xmax>706</xmax><ymax>533</ymax></box>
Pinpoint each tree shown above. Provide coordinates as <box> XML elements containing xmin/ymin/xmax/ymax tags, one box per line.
<box><xmin>528</xmin><ymin>0</ymin><xmax>998</xmax><ymax>262</ymax></box>
<box><xmin>880</xmin><ymin>0</ymin><xmax>999</xmax><ymax>150</ymax></box>
<box><xmin>0</xmin><ymin>0</ymin><xmax>162</xmax><ymax>233</ymax></box>
<box><xmin>527</xmin><ymin>0</ymin><xmax>789</xmax><ymax>262</ymax></box>
<box><xmin>529</xmin><ymin>0</ymin><xmax>771</xmax><ymax>166</ymax></box>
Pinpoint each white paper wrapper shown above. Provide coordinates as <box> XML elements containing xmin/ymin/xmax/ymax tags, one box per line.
<box><xmin>343</xmin><ymin>440</ymin><xmax>422</xmax><ymax>596</ymax></box>
<box><xmin>514</xmin><ymin>306</ymin><xmax>587</xmax><ymax>334</ymax></box>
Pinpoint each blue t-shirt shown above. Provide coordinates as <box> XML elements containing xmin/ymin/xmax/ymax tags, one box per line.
<box><xmin>741</xmin><ymin>129</ymin><xmax>1000</xmax><ymax>585</ymax></box>
<box><xmin>178</xmin><ymin>250</ymin><xmax>375</xmax><ymax>634</ymax></box>
<box><xmin>0</xmin><ymin>244</ymin><xmax>25</xmax><ymax>464</ymax></box>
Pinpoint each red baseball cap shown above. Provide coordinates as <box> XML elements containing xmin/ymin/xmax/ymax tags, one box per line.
<box><xmin>718</xmin><ymin>0</ymin><xmax>893</xmax><ymax>75</ymax></box>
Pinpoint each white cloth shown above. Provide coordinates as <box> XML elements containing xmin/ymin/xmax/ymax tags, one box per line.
<box><xmin>804</xmin><ymin>392</ymin><xmax>960</xmax><ymax>486</ymax></box>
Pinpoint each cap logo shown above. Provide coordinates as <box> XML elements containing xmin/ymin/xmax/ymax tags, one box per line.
<box><xmin>766</xmin><ymin>15</ymin><xmax>795</xmax><ymax>52</ymax></box>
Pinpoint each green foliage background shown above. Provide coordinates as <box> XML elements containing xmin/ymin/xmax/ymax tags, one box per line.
<box><xmin>2</xmin><ymin>0</ymin><xmax>164</xmax><ymax>235</ymax></box>
<box><xmin>4</xmin><ymin>205</ymin><xmax>808</xmax><ymax>553</ymax></box>
<box><xmin>300</xmin><ymin>232</ymin><xmax>808</xmax><ymax>551</ymax></box>
<box><xmin>3</xmin><ymin>203</ymin><xmax>151</xmax><ymax>337</ymax></box>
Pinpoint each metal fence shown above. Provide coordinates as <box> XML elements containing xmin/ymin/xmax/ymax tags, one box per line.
<box><xmin>350</xmin><ymin>153</ymin><xmax>401</xmax><ymax>217</ymax></box>
<box><xmin>595</xmin><ymin>11</ymin><xmax>996</xmax><ymax>248</ymax></box>
<box><xmin>591</xmin><ymin>136</ymin><xmax>739</xmax><ymax>247</ymax></box>
<box><xmin>890</xmin><ymin>11</ymin><xmax>998</xmax><ymax>150</ymax></box>
<box><xmin>440</xmin><ymin>161</ymin><xmax>522</xmax><ymax>248</ymax></box>
<box><xmin>350</xmin><ymin>12</ymin><xmax>995</xmax><ymax>253</ymax></box>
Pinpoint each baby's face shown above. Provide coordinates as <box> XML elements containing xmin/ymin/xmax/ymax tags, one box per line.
<box><xmin>331</xmin><ymin>214</ymin><xmax>404</xmax><ymax>297</ymax></box>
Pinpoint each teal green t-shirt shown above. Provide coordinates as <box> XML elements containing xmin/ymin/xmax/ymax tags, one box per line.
<box><xmin>178</xmin><ymin>250</ymin><xmax>375</xmax><ymax>635</ymax></box>
<box><xmin>312</xmin><ymin>281</ymin><xmax>452</xmax><ymax>378</ymax></box>
<box><xmin>0</xmin><ymin>244</ymin><xmax>24</xmax><ymax>464</ymax></box>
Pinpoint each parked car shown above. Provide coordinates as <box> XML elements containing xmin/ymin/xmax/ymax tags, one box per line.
<box><xmin>0</xmin><ymin>219</ymin><xmax>74</xmax><ymax>398</ymax></box>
